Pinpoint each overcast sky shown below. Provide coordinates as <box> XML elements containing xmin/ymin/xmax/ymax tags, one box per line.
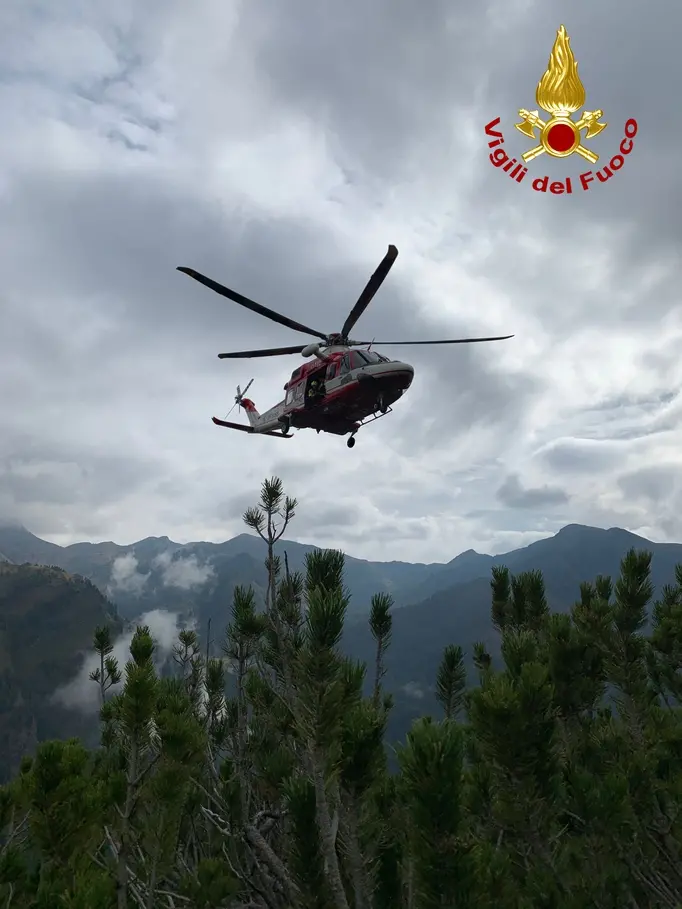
<box><xmin>1</xmin><ymin>0</ymin><xmax>681</xmax><ymax>563</ymax></box>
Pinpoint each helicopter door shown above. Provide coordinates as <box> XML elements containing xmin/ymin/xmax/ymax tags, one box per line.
<box><xmin>324</xmin><ymin>361</ymin><xmax>339</xmax><ymax>390</ymax></box>
<box><xmin>288</xmin><ymin>380</ymin><xmax>304</xmax><ymax>409</ymax></box>
<box><xmin>337</xmin><ymin>354</ymin><xmax>353</xmax><ymax>385</ymax></box>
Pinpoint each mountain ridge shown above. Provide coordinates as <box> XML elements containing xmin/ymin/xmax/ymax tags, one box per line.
<box><xmin>343</xmin><ymin>523</ymin><xmax>682</xmax><ymax>741</ymax></box>
<box><xmin>396</xmin><ymin>523</ymin><xmax>666</xmax><ymax>606</ymax></box>
<box><xmin>2</xmin><ymin>521</ymin><xmax>682</xmax><ymax>775</ymax></box>
<box><xmin>0</xmin><ymin>524</ymin><xmax>441</xmax><ymax>618</ymax></box>
<box><xmin>0</xmin><ymin>522</ymin><xmax>676</xmax><ymax>618</ymax></box>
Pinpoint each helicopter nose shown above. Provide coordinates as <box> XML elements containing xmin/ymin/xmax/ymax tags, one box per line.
<box><xmin>361</xmin><ymin>360</ymin><xmax>414</xmax><ymax>391</ymax></box>
<box><xmin>389</xmin><ymin>361</ymin><xmax>414</xmax><ymax>389</ymax></box>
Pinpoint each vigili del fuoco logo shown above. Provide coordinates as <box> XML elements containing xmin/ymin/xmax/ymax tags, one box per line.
<box><xmin>484</xmin><ymin>25</ymin><xmax>637</xmax><ymax>194</ymax></box>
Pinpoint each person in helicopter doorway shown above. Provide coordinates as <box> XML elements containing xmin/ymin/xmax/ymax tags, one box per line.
<box><xmin>306</xmin><ymin>376</ymin><xmax>326</xmax><ymax>407</ymax></box>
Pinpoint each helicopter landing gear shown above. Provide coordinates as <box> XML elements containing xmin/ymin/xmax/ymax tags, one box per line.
<box><xmin>377</xmin><ymin>394</ymin><xmax>388</xmax><ymax>414</ymax></box>
<box><xmin>347</xmin><ymin>435</ymin><xmax>356</xmax><ymax>449</ymax></box>
<box><xmin>279</xmin><ymin>416</ymin><xmax>291</xmax><ymax>433</ymax></box>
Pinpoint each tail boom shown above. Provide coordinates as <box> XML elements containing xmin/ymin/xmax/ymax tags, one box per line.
<box><xmin>239</xmin><ymin>397</ymin><xmax>260</xmax><ymax>427</ymax></box>
<box><xmin>212</xmin><ymin>416</ymin><xmax>291</xmax><ymax>438</ymax></box>
<box><xmin>217</xmin><ymin>383</ymin><xmax>289</xmax><ymax>435</ymax></box>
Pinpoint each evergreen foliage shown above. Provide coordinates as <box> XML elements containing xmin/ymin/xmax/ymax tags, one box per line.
<box><xmin>1</xmin><ymin>480</ymin><xmax>682</xmax><ymax>907</ymax></box>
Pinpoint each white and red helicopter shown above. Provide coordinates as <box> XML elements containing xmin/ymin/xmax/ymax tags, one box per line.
<box><xmin>177</xmin><ymin>245</ymin><xmax>513</xmax><ymax>448</ymax></box>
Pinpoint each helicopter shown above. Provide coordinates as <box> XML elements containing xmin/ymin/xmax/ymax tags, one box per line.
<box><xmin>177</xmin><ymin>245</ymin><xmax>513</xmax><ymax>448</ymax></box>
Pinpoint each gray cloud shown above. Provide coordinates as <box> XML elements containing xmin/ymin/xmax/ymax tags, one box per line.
<box><xmin>402</xmin><ymin>682</ymin><xmax>427</xmax><ymax>701</ymax></box>
<box><xmin>302</xmin><ymin>504</ymin><xmax>363</xmax><ymax>532</ymax></box>
<box><xmin>538</xmin><ymin>440</ymin><xmax>624</xmax><ymax>475</ymax></box>
<box><xmin>617</xmin><ymin>466</ymin><xmax>679</xmax><ymax>505</ymax></box>
<box><xmin>497</xmin><ymin>474</ymin><xmax>569</xmax><ymax>509</ymax></box>
<box><xmin>152</xmin><ymin>551</ymin><xmax>215</xmax><ymax>589</ymax></box>
<box><xmin>1</xmin><ymin>0</ymin><xmax>681</xmax><ymax>563</ymax></box>
<box><xmin>106</xmin><ymin>550</ymin><xmax>214</xmax><ymax>594</ymax></box>
<box><xmin>53</xmin><ymin>608</ymin><xmax>191</xmax><ymax>714</ymax></box>
<box><xmin>109</xmin><ymin>553</ymin><xmax>149</xmax><ymax>595</ymax></box>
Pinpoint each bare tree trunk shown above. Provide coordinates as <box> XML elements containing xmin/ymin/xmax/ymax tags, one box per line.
<box><xmin>405</xmin><ymin>855</ymin><xmax>414</xmax><ymax>909</ymax></box>
<box><xmin>266</xmin><ymin>518</ymin><xmax>276</xmax><ymax>615</ymax></box>
<box><xmin>98</xmin><ymin>649</ymin><xmax>107</xmax><ymax>706</ymax></box>
<box><xmin>244</xmin><ymin>822</ymin><xmax>299</xmax><ymax>904</ymax></box>
<box><xmin>311</xmin><ymin>750</ymin><xmax>350</xmax><ymax>909</ymax></box>
<box><xmin>341</xmin><ymin>795</ymin><xmax>370</xmax><ymax>909</ymax></box>
<box><xmin>235</xmin><ymin>647</ymin><xmax>252</xmax><ymax>829</ymax></box>
<box><xmin>372</xmin><ymin>637</ymin><xmax>383</xmax><ymax>708</ymax></box>
<box><xmin>144</xmin><ymin>806</ymin><xmax>166</xmax><ymax>909</ymax></box>
<box><xmin>116</xmin><ymin>740</ymin><xmax>138</xmax><ymax>909</ymax></box>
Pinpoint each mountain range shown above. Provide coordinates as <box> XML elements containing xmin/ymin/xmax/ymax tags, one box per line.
<box><xmin>2</xmin><ymin>520</ymin><xmax>682</xmax><ymax>774</ymax></box>
<box><xmin>0</xmin><ymin>523</ymin><xmax>437</xmax><ymax>620</ymax></box>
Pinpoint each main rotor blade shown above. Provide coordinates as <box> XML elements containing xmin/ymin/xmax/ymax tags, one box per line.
<box><xmin>341</xmin><ymin>245</ymin><xmax>398</xmax><ymax>339</ymax></box>
<box><xmin>177</xmin><ymin>267</ymin><xmax>328</xmax><ymax>341</ymax></box>
<box><xmin>352</xmin><ymin>335</ymin><xmax>515</xmax><ymax>345</ymax></box>
<box><xmin>218</xmin><ymin>345</ymin><xmax>307</xmax><ymax>359</ymax></box>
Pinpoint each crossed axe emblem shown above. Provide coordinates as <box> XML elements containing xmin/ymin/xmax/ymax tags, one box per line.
<box><xmin>515</xmin><ymin>109</ymin><xmax>607</xmax><ymax>163</ymax></box>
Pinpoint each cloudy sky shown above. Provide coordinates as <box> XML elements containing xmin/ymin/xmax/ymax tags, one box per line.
<box><xmin>1</xmin><ymin>0</ymin><xmax>680</xmax><ymax>563</ymax></box>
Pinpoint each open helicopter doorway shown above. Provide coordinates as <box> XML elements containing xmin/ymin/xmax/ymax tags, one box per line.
<box><xmin>304</xmin><ymin>367</ymin><xmax>327</xmax><ymax>409</ymax></box>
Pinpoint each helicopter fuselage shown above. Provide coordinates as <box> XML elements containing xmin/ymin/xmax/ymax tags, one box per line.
<box><xmin>229</xmin><ymin>346</ymin><xmax>414</xmax><ymax>441</ymax></box>
<box><xmin>285</xmin><ymin>347</ymin><xmax>414</xmax><ymax>435</ymax></box>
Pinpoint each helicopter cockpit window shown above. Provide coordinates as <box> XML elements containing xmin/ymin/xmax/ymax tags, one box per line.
<box><xmin>349</xmin><ymin>351</ymin><xmax>370</xmax><ymax>368</ymax></box>
<box><xmin>326</xmin><ymin>362</ymin><xmax>338</xmax><ymax>380</ymax></box>
<box><xmin>339</xmin><ymin>355</ymin><xmax>351</xmax><ymax>374</ymax></box>
<box><xmin>358</xmin><ymin>350</ymin><xmax>382</xmax><ymax>364</ymax></box>
<box><xmin>285</xmin><ymin>387</ymin><xmax>294</xmax><ymax>405</ymax></box>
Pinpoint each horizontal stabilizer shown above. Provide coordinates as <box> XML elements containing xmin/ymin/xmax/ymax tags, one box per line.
<box><xmin>212</xmin><ymin>417</ymin><xmax>292</xmax><ymax>438</ymax></box>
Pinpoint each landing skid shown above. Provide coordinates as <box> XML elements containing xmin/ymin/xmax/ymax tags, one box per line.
<box><xmin>360</xmin><ymin>405</ymin><xmax>393</xmax><ymax>427</ymax></box>
<box><xmin>346</xmin><ymin>405</ymin><xmax>393</xmax><ymax>448</ymax></box>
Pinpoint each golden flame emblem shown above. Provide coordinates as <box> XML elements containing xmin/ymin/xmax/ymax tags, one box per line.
<box><xmin>515</xmin><ymin>25</ymin><xmax>607</xmax><ymax>163</ymax></box>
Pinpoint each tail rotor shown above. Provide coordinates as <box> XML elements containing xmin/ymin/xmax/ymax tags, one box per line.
<box><xmin>224</xmin><ymin>378</ymin><xmax>254</xmax><ymax>419</ymax></box>
<box><xmin>236</xmin><ymin>378</ymin><xmax>254</xmax><ymax>408</ymax></box>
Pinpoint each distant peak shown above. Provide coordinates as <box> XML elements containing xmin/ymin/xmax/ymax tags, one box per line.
<box><xmin>447</xmin><ymin>548</ymin><xmax>488</xmax><ymax>567</ymax></box>
<box><xmin>554</xmin><ymin>524</ymin><xmax>642</xmax><ymax>542</ymax></box>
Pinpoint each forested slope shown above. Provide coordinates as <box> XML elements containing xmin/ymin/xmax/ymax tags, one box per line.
<box><xmin>0</xmin><ymin>563</ymin><xmax>121</xmax><ymax>782</ymax></box>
